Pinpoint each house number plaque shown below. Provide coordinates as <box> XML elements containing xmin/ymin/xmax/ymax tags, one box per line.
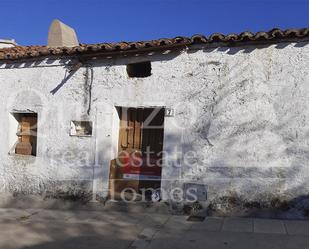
<box><xmin>165</xmin><ymin>108</ymin><xmax>175</xmax><ymax>117</ymax></box>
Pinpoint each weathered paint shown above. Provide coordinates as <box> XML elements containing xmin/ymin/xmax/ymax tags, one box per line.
<box><xmin>0</xmin><ymin>41</ymin><xmax>308</xmax><ymax>210</ymax></box>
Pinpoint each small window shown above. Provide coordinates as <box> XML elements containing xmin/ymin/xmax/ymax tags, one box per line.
<box><xmin>70</xmin><ymin>121</ymin><xmax>93</xmax><ymax>137</ymax></box>
<box><xmin>126</xmin><ymin>61</ymin><xmax>151</xmax><ymax>78</ymax></box>
<box><xmin>10</xmin><ymin>113</ymin><xmax>38</xmax><ymax>156</ymax></box>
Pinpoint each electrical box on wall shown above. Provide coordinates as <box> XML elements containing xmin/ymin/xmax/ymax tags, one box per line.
<box><xmin>70</xmin><ymin>121</ymin><xmax>93</xmax><ymax>137</ymax></box>
<box><xmin>183</xmin><ymin>183</ymin><xmax>207</xmax><ymax>202</ymax></box>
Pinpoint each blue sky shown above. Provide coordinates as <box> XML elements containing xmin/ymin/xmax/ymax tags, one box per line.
<box><xmin>1</xmin><ymin>0</ymin><xmax>308</xmax><ymax>45</ymax></box>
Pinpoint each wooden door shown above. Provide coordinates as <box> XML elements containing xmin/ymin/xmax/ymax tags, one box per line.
<box><xmin>109</xmin><ymin>107</ymin><xmax>165</xmax><ymax>199</ymax></box>
<box><xmin>119</xmin><ymin>108</ymin><xmax>144</xmax><ymax>151</ymax></box>
<box><xmin>118</xmin><ymin>108</ymin><xmax>164</xmax><ymax>153</ymax></box>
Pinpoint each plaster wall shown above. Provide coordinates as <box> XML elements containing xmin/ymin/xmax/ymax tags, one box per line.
<box><xmin>0</xmin><ymin>41</ymin><xmax>308</xmax><ymax>206</ymax></box>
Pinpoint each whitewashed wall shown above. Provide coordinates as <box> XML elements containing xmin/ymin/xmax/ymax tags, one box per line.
<box><xmin>0</xmin><ymin>41</ymin><xmax>308</xmax><ymax>207</ymax></box>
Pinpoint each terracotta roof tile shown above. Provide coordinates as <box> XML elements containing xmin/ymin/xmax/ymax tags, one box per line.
<box><xmin>0</xmin><ymin>28</ymin><xmax>308</xmax><ymax>61</ymax></box>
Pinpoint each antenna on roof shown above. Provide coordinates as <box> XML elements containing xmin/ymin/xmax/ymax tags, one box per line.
<box><xmin>47</xmin><ymin>19</ymin><xmax>79</xmax><ymax>47</ymax></box>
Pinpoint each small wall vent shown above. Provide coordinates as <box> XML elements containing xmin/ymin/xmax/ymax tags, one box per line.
<box><xmin>127</xmin><ymin>61</ymin><xmax>152</xmax><ymax>78</ymax></box>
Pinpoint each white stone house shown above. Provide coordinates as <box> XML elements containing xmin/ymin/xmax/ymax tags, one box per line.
<box><xmin>0</xmin><ymin>21</ymin><xmax>309</xmax><ymax>211</ymax></box>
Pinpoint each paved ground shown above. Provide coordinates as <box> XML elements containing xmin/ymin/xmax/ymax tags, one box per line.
<box><xmin>0</xmin><ymin>208</ymin><xmax>308</xmax><ymax>249</ymax></box>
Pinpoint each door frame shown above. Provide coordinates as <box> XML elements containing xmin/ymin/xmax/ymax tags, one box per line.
<box><xmin>108</xmin><ymin>105</ymin><xmax>166</xmax><ymax>200</ymax></box>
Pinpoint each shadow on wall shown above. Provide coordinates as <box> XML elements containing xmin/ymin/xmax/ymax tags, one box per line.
<box><xmin>174</xmin><ymin>45</ymin><xmax>309</xmax><ymax>218</ymax></box>
<box><xmin>0</xmin><ymin>48</ymin><xmax>184</xmax><ymax>70</ymax></box>
<box><xmin>196</xmin><ymin>40</ymin><xmax>309</xmax><ymax>55</ymax></box>
<box><xmin>49</xmin><ymin>63</ymin><xmax>82</xmax><ymax>95</ymax></box>
<box><xmin>4</xmin><ymin>144</ymin><xmax>107</xmax><ymax>202</ymax></box>
<box><xmin>3</xmin><ymin>40</ymin><xmax>308</xmax><ymax>70</ymax></box>
<box><xmin>200</xmin><ymin>118</ymin><xmax>309</xmax><ymax>219</ymax></box>
<box><xmin>0</xmin><ymin>57</ymin><xmax>70</xmax><ymax>69</ymax></box>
